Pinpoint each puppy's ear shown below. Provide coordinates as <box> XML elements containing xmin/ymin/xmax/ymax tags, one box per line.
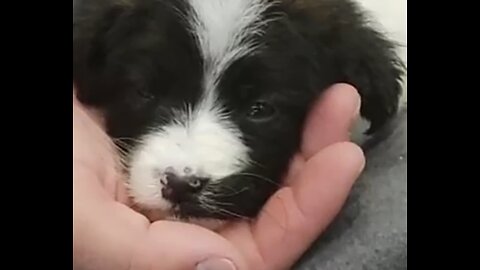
<box><xmin>284</xmin><ymin>0</ymin><xmax>405</xmax><ymax>134</ymax></box>
<box><xmin>73</xmin><ymin>0</ymin><xmax>134</xmax><ymax>106</ymax></box>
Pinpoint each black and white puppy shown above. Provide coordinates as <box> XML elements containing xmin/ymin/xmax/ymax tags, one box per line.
<box><xmin>73</xmin><ymin>0</ymin><xmax>405</xmax><ymax>228</ymax></box>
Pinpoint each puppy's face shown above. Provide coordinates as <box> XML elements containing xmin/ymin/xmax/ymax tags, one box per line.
<box><xmin>74</xmin><ymin>0</ymin><xmax>320</xmax><ymax>223</ymax></box>
<box><xmin>75</xmin><ymin>0</ymin><xmax>405</xmax><ymax>225</ymax></box>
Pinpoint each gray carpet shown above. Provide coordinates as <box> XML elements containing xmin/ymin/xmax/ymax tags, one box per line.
<box><xmin>294</xmin><ymin>109</ymin><xmax>407</xmax><ymax>270</ymax></box>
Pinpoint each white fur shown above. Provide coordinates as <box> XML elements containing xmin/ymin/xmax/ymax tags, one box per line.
<box><xmin>187</xmin><ymin>0</ymin><xmax>274</xmax><ymax>95</ymax></box>
<box><xmin>128</xmin><ymin>107</ymin><xmax>250</xmax><ymax>210</ymax></box>
<box><xmin>127</xmin><ymin>0</ymin><xmax>272</xmax><ymax>212</ymax></box>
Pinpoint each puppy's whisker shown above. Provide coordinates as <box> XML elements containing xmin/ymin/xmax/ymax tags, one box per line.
<box><xmin>201</xmin><ymin>196</ymin><xmax>246</xmax><ymax>219</ymax></box>
<box><xmin>205</xmin><ymin>187</ymin><xmax>250</xmax><ymax>198</ymax></box>
<box><xmin>198</xmin><ymin>194</ymin><xmax>250</xmax><ymax>220</ymax></box>
<box><xmin>112</xmin><ymin>143</ymin><xmax>136</xmax><ymax>158</ymax></box>
<box><xmin>111</xmin><ymin>145</ymin><xmax>132</xmax><ymax>165</ymax></box>
<box><xmin>216</xmin><ymin>208</ymin><xmax>250</xmax><ymax>220</ymax></box>
<box><xmin>197</xmin><ymin>196</ymin><xmax>222</xmax><ymax>215</ymax></box>
<box><xmin>108</xmin><ymin>147</ymin><xmax>132</xmax><ymax>173</ymax></box>
<box><xmin>207</xmin><ymin>200</ymin><xmax>235</xmax><ymax>207</ymax></box>
<box><xmin>233</xmin><ymin>172</ymin><xmax>280</xmax><ymax>188</ymax></box>
<box><xmin>112</xmin><ymin>144</ymin><xmax>131</xmax><ymax>156</ymax></box>
<box><xmin>249</xmin><ymin>159</ymin><xmax>267</xmax><ymax>169</ymax></box>
<box><xmin>112</xmin><ymin>137</ymin><xmax>145</xmax><ymax>144</ymax></box>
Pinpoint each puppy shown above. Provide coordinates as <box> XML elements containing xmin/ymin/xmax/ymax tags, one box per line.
<box><xmin>73</xmin><ymin>0</ymin><xmax>405</xmax><ymax>228</ymax></box>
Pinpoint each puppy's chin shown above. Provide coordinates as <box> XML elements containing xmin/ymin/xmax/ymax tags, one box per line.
<box><xmin>137</xmin><ymin>207</ymin><xmax>228</xmax><ymax>231</ymax></box>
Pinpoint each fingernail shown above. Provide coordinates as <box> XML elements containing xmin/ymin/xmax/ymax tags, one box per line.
<box><xmin>349</xmin><ymin>95</ymin><xmax>362</xmax><ymax>135</ymax></box>
<box><xmin>352</xmin><ymin>95</ymin><xmax>361</xmax><ymax>121</ymax></box>
<box><xmin>358</xmin><ymin>162</ymin><xmax>366</xmax><ymax>174</ymax></box>
<box><xmin>196</xmin><ymin>258</ymin><xmax>237</xmax><ymax>270</ymax></box>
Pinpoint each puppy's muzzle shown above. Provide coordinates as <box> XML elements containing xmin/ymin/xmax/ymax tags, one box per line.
<box><xmin>161</xmin><ymin>171</ymin><xmax>209</xmax><ymax>204</ymax></box>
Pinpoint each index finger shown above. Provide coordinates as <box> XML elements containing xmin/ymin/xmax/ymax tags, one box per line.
<box><xmin>301</xmin><ymin>84</ymin><xmax>361</xmax><ymax>159</ymax></box>
<box><xmin>252</xmin><ymin>142</ymin><xmax>365</xmax><ymax>270</ymax></box>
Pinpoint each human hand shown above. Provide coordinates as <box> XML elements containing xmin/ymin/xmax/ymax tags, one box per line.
<box><xmin>73</xmin><ymin>83</ymin><xmax>365</xmax><ymax>270</ymax></box>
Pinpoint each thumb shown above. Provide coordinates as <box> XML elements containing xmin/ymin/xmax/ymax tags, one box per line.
<box><xmin>131</xmin><ymin>221</ymin><xmax>248</xmax><ymax>270</ymax></box>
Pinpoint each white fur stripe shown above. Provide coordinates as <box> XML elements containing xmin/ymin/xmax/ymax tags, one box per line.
<box><xmin>187</xmin><ymin>0</ymin><xmax>273</xmax><ymax>100</ymax></box>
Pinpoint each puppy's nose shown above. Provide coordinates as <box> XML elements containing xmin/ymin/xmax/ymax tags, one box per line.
<box><xmin>161</xmin><ymin>172</ymin><xmax>209</xmax><ymax>203</ymax></box>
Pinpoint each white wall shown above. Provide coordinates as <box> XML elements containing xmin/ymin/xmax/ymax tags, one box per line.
<box><xmin>357</xmin><ymin>0</ymin><xmax>407</xmax><ymax>64</ymax></box>
<box><xmin>350</xmin><ymin>0</ymin><xmax>407</xmax><ymax>141</ymax></box>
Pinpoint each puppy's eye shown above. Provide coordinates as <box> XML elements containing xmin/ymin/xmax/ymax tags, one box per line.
<box><xmin>246</xmin><ymin>101</ymin><xmax>276</xmax><ymax>121</ymax></box>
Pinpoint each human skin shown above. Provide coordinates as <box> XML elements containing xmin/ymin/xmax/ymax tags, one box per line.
<box><xmin>73</xmin><ymin>83</ymin><xmax>365</xmax><ymax>270</ymax></box>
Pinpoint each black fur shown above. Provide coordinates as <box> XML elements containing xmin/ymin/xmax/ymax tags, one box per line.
<box><xmin>73</xmin><ymin>0</ymin><xmax>405</xmax><ymax>220</ymax></box>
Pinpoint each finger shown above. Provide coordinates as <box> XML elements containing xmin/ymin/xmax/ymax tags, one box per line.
<box><xmin>74</xmin><ymin>168</ymin><xmax>150</xmax><ymax>270</ymax></box>
<box><xmin>283</xmin><ymin>153</ymin><xmax>305</xmax><ymax>186</ymax></box>
<box><xmin>252</xmin><ymin>142</ymin><xmax>365</xmax><ymax>269</ymax></box>
<box><xmin>301</xmin><ymin>84</ymin><xmax>361</xmax><ymax>159</ymax></box>
<box><xmin>75</xmin><ymin>98</ymin><xmax>152</xmax><ymax>270</ymax></box>
<box><xmin>130</xmin><ymin>221</ymin><xmax>249</xmax><ymax>270</ymax></box>
<box><xmin>74</xmin><ymin>98</ymin><xmax>129</xmax><ymax>204</ymax></box>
